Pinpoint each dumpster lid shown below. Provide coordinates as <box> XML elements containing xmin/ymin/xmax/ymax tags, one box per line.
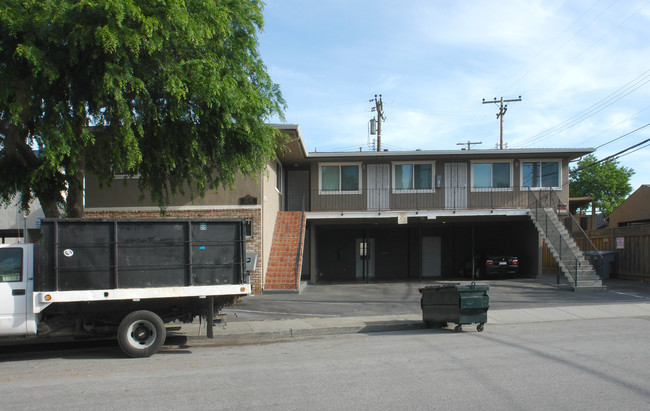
<box><xmin>456</xmin><ymin>281</ymin><xmax>490</xmax><ymax>291</ymax></box>
<box><xmin>419</xmin><ymin>283</ymin><xmax>459</xmax><ymax>293</ymax></box>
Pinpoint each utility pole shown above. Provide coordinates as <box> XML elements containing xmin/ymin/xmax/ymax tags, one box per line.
<box><xmin>370</xmin><ymin>95</ymin><xmax>385</xmax><ymax>151</ymax></box>
<box><xmin>482</xmin><ymin>96</ymin><xmax>521</xmax><ymax>149</ymax></box>
<box><xmin>456</xmin><ymin>141</ymin><xmax>482</xmax><ymax>150</ymax></box>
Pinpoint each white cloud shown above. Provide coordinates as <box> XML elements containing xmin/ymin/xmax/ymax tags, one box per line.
<box><xmin>261</xmin><ymin>0</ymin><xmax>650</xmax><ymax>187</ymax></box>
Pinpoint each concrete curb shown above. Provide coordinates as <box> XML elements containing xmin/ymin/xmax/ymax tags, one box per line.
<box><xmin>167</xmin><ymin>303</ymin><xmax>650</xmax><ymax>347</ymax></box>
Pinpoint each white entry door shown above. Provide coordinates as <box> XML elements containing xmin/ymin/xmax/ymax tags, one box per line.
<box><xmin>355</xmin><ymin>238</ymin><xmax>375</xmax><ymax>280</ymax></box>
<box><xmin>421</xmin><ymin>236</ymin><xmax>442</xmax><ymax>277</ymax></box>
<box><xmin>444</xmin><ymin>163</ymin><xmax>467</xmax><ymax>209</ymax></box>
<box><xmin>367</xmin><ymin>164</ymin><xmax>390</xmax><ymax>211</ymax></box>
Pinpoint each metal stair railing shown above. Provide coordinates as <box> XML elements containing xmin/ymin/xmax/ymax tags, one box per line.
<box><xmin>294</xmin><ymin>194</ymin><xmax>306</xmax><ymax>289</ymax></box>
<box><xmin>547</xmin><ymin>188</ymin><xmax>604</xmax><ymax>279</ymax></box>
<box><xmin>528</xmin><ymin>188</ymin><xmax>581</xmax><ymax>288</ymax></box>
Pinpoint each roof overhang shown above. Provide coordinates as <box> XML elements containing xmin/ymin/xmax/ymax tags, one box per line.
<box><xmin>308</xmin><ymin>147</ymin><xmax>594</xmax><ymax>161</ymax></box>
<box><xmin>272</xmin><ymin>124</ymin><xmax>309</xmax><ymax>166</ymax></box>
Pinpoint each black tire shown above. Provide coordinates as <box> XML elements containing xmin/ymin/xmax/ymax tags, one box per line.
<box><xmin>477</xmin><ymin>323</ymin><xmax>484</xmax><ymax>332</ymax></box>
<box><xmin>454</xmin><ymin>325</ymin><xmax>462</xmax><ymax>332</ymax></box>
<box><xmin>117</xmin><ymin>310</ymin><xmax>166</xmax><ymax>358</ymax></box>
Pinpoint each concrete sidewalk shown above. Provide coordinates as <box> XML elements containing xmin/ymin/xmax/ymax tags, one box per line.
<box><xmin>175</xmin><ymin>303</ymin><xmax>650</xmax><ymax>346</ymax></box>
<box><xmin>171</xmin><ymin>276</ymin><xmax>650</xmax><ymax>347</ymax></box>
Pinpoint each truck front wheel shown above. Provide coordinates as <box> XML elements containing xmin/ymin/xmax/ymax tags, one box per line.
<box><xmin>117</xmin><ymin>310</ymin><xmax>166</xmax><ymax>358</ymax></box>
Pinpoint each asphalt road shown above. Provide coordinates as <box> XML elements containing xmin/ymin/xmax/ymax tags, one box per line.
<box><xmin>1</xmin><ymin>317</ymin><xmax>649</xmax><ymax>410</ymax></box>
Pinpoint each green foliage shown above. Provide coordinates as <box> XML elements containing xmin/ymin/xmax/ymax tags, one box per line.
<box><xmin>569</xmin><ymin>154</ymin><xmax>634</xmax><ymax>216</ymax></box>
<box><xmin>0</xmin><ymin>0</ymin><xmax>285</xmax><ymax>217</ymax></box>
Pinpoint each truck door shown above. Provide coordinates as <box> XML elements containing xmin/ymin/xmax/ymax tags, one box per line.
<box><xmin>0</xmin><ymin>246</ymin><xmax>28</xmax><ymax>336</ymax></box>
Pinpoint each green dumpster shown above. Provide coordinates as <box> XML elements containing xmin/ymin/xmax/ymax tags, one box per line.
<box><xmin>419</xmin><ymin>282</ymin><xmax>489</xmax><ymax>332</ymax></box>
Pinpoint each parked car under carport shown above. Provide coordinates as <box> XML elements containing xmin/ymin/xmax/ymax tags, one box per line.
<box><xmin>459</xmin><ymin>255</ymin><xmax>519</xmax><ymax>279</ymax></box>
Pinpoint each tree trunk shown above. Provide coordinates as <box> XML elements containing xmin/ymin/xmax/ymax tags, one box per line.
<box><xmin>66</xmin><ymin>161</ymin><xmax>85</xmax><ymax>219</ymax></box>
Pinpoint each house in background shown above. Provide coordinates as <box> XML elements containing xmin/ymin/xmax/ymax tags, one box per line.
<box><xmin>0</xmin><ymin>199</ymin><xmax>45</xmax><ymax>244</ymax></box>
<box><xmin>83</xmin><ymin>124</ymin><xmax>602</xmax><ymax>292</ymax></box>
<box><xmin>84</xmin><ymin>124</ymin><xmax>308</xmax><ymax>294</ymax></box>
<box><xmin>607</xmin><ymin>185</ymin><xmax>650</xmax><ymax>227</ymax></box>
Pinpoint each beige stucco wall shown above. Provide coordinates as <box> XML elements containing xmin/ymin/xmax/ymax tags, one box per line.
<box><xmin>260</xmin><ymin>159</ymin><xmax>283</xmax><ymax>289</ymax></box>
<box><xmin>85</xmin><ymin>173</ymin><xmax>261</xmax><ymax>209</ymax></box>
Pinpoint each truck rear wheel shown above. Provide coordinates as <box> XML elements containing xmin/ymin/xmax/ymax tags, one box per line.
<box><xmin>117</xmin><ymin>310</ymin><xmax>166</xmax><ymax>358</ymax></box>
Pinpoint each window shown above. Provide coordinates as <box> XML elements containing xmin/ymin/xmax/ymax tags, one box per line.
<box><xmin>319</xmin><ymin>163</ymin><xmax>361</xmax><ymax>194</ymax></box>
<box><xmin>521</xmin><ymin>161</ymin><xmax>561</xmax><ymax>189</ymax></box>
<box><xmin>393</xmin><ymin>162</ymin><xmax>434</xmax><ymax>192</ymax></box>
<box><xmin>275</xmin><ymin>161</ymin><xmax>283</xmax><ymax>193</ymax></box>
<box><xmin>0</xmin><ymin>248</ymin><xmax>22</xmax><ymax>283</ymax></box>
<box><xmin>471</xmin><ymin>161</ymin><xmax>512</xmax><ymax>190</ymax></box>
<box><xmin>113</xmin><ymin>165</ymin><xmax>140</xmax><ymax>179</ymax></box>
<box><xmin>244</xmin><ymin>219</ymin><xmax>253</xmax><ymax>237</ymax></box>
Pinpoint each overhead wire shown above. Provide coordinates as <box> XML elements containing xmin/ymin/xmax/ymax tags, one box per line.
<box><xmin>516</xmin><ymin>69</ymin><xmax>650</xmax><ymax>147</ymax></box>
<box><xmin>595</xmin><ymin>122</ymin><xmax>650</xmax><ymax>149</ymax></box>
<box><xmin>574</xmin><ymin>137</ymin><xmax>650</xmax><ymax>171</ymax></box>
<box><xmin>493</xmin><ymin>0</ymin><xmax>613</xmax><ymax>96</ymax></box>
<box><xmin>573</xmin><ymin>104</ymin><xmax>650</xmax><ymax>146</ymax></box>
<box><xmin>520</xmin><ymin>0</ymin><xmax>650</xmax><ymax>99</ymax></box>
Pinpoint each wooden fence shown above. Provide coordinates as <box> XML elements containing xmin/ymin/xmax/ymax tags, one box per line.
<box><xmin>543</xmin><ymin>225</ymin><xmax>650</xmax><ymax>282</ymax></box>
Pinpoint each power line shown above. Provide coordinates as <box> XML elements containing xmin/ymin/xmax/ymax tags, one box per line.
<box><xmin>575</xmin><ymin>137</ymin><xmax>650</xmax><ymax>171</ymax></box>
<box><xmin>516</xmin><ymin>68</ymin><xmax>650</xmax><ymax>147</ymax></box>
<box><xmin>520</xmin><ymin>0</ymin><xmax>650</xmax><ymax>98</ymax></box>
<box><xmin>494</xmin><ymin>0</ymin><xmax>614</xmax><ymax>96</ymax></box>
<box><xmin>595</xmin><ymin>122</ymin><xmax>650</xmax><ymax>149</ymax></box>
<box><xmin>617</xmin><ymin>140</ymin><xmax>650</xmax><ymax>158</ymax></box>
<box><xmin>574</xmin><ymin>104</ymin><xmax>650</xmax><ymax>146</ymax></box>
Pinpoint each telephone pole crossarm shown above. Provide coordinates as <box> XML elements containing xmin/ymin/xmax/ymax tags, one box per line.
<box><xmin>482</xmin><ymin>96</ymin><xmax>521</xmax><ymax>149</ymax></box>
<box><xmin>457</xmin><ymin>141</ymin><xmax>482</xmax><ymax>150</ymax></box>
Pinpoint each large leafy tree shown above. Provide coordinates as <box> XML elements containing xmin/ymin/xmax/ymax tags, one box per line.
<box><xmin>570</xmin><ymin>154</ymin><xmax>634</xmax><ymax>216</ymax></box>
<box><xmin>0</xmin><ymin>0</ymin><xmax>285</xmax><ymax>218</ymax></box>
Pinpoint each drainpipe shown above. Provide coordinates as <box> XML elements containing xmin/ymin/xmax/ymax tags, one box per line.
<box><xmin>260</xmin><ymin>171</ymin><xmax>264</xmax><ymax>293</ymax></box>
<box><xmin>471</xmin><ymin>224</ymin><xmax>476</xmax><ymax>280</ymax></box>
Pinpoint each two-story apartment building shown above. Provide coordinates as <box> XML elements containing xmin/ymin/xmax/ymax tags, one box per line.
<box><xmin>84</xmin><ymin>124</ymin><xmax>599</xmax><ymax>293</ymax></box>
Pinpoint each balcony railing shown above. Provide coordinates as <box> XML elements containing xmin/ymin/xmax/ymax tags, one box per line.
<box><xmin>309</xmin><ymin>187</ymin><xmax>560</xmax><ymax>212</ymax></box>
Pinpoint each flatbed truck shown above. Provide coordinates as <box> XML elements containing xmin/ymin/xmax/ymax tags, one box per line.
<box><xmin>0</xmin><ymin>218</ymin><xmax>250</xmax><ymax>357</ymax></box>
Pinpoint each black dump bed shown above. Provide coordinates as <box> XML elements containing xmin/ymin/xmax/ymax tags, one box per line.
<box><xmin>34</xmin><ymin>219</ymin><xmax>245</xmax><ymax>292</ymax></box>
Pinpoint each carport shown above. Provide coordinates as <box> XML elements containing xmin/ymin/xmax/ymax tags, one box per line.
<box><xmin>308</xmin><ymin>214</ymin><xmax>541</xmax><ymax>283</ymax></box>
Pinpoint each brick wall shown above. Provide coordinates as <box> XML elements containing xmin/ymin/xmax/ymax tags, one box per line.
<box><xmin>85</xmin><ymin>208</ymin><xmax>264</xmax><ymax>294</ymax></box>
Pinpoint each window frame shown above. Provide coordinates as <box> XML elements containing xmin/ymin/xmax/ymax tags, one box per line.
<box><xmin>244</xmin><ymin>219</ymin><xmax>253</xmax><ymax>238</ymax></box>
<box><xmin>0</xmin><ymin>247</ymin><xmax>23</xmax><ymax>283</ymax></box>
<box><xmin>520</xmin><ymin>159</ymin><xmax>562</xmax><ymax>191</ymax></box>
<box><xmin>275</xmin><ymin>161</ymin><xmax>283</xmax><ymax>194</ymax></box>
<box><xmin>391</xmin><ymin>161</ymin><xmax>436</xmax><ymax>194</ymax></box>
<box><xmin>318</xmin><ymin>162</ymin><xmax>362</xmax><ymax>195</ymax></box>
<box><xmin>113</xmin><ymin>166</ymin><xmax>141</xmax><ymax>180</ymax></box>
<box><xmin>470</xmin><ymin>160</ymin><xmax>513</xmax><ymax>192</ymax></box>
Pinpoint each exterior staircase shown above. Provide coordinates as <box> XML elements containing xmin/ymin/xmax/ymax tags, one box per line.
<box><xmin>263</xmin><ymin>211</ymin><xmax>307</xmax><ymax>293</ymax></box>
<box><xmin>528</xmin><ymin>207</ymin><xmax>604</xmax><ymax>291</ymax></box>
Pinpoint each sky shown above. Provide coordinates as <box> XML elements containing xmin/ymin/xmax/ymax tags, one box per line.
<box><xmin>258</xmin><ymin>0</ymin><xmax>650</xmax><ymax>191</ymax></box>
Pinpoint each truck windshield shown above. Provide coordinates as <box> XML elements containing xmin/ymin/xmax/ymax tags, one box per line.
<box><xmin>0</xmin><ymin>248</ymin><xmax>22</xmax><ymax>283</ymax></box>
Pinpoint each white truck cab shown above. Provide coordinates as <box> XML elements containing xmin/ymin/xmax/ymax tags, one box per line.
<box><xmin>0</xmin><ymin>244</ymin><xmax>36</xmax><ymax>336</ymax></box>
